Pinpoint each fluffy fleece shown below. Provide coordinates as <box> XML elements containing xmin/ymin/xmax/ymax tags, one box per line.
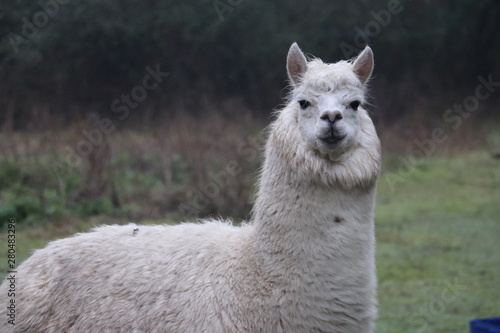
<box><xmin>0</xmin><ymin>43</ymin><xmax>381</xmax><ymax>333</ymax></box>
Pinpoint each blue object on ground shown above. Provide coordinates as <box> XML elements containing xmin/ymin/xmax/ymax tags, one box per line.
<box><xmin>470</xmin><ymin>318</ymin><xmax>500</xmax><ymax>333</ymax></box>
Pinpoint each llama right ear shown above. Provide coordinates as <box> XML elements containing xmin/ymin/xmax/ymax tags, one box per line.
<box><xmin>352</xmin><ymin>46</ymin><xmax>374</xmax><ymax>85</ymax></box>
<box><xmin>287</xmin><ymin>42</ymin><xmax>308</xmax><ymax>86</ymax></box>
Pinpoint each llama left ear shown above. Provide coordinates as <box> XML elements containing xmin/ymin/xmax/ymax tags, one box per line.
<box><xmin>352</xmin><ymin>46</ymin><xmax>374</xmax><ymax>84</ymax></box>
<box><xmin>287</xmin><ymin>42</ymin><xmax>308</xmax><ymax>86</ymax></box>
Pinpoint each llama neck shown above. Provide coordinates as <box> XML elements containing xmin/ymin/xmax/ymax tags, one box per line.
<box><xmin>247</xmin><ymin>107</ymin><xmax>380</xmax><ymax>329</ymax></box>
<box><xmin>251</xmin><ymin>109</ymin><xmax>380</xmax><ymax>275</ymax></box>
<box><xmin>252</xmin><ymin>148</ymin><xmax>377</xmax><ymax>260</ymax></box>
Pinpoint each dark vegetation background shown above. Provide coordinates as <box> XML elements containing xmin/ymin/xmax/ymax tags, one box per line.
<box><xmin>1</xmin><ymin>0</ymin><xmax>499</xmax><ymax>129</ymax></box>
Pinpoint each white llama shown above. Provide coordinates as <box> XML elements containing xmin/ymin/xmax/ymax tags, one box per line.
<box><xmin>0</xmin><ymin>43</ymin><xmax>381</xmax><ymax>332</ymax></box>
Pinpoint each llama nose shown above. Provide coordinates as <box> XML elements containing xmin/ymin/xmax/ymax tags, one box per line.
<box><xmin>320</xmin><ymin>110</ymin><xmax>343</xmax><ymax>123</ymax></box>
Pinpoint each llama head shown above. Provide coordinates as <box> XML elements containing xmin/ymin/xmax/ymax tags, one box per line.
<box><xmin>286</xmin><ymin>43</ymin><xmax>374</xmax><ymax>162</ymax></box>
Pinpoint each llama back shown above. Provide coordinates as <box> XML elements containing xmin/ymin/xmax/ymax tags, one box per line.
<box><xmin>0</xmin><ymin>222</ymin><xmax>279</xmax><ymax>332</ymax></box>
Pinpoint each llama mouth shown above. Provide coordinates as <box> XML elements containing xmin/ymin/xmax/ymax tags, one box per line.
<box><xmin>318</xmin><ymin>132</ymin><xmax>346</xmax><ymax>145</ymax></box>
<box><xmin>321</xmin><ymin>136</ymin><xmax>344</xmax><ymax>145</ymax></box>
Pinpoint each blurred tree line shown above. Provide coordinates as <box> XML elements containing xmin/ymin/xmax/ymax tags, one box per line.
<box><xmin>0</xmin><ymin>0</ymin><xmax>499</xmax><ymax>130</ymax></box>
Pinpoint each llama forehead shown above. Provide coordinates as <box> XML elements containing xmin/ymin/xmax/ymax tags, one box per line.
<box><xmin>315</xmin><ymin>88</ymin><xmax>364</xmax><ymax>105</ymax></box>
<box><xmin>300</xmin><ymin>59</ymin><xmax>363</xmax><ymax>94</ymax></box>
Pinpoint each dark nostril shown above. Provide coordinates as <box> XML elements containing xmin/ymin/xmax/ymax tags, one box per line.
<box><xmin>320</xmin><ymin>111</ymin><xmax>343</xmax><ymax>123</ymax></box>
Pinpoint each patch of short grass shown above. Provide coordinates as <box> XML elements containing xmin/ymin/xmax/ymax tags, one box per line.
<box><xmin>376</xmin><ymin>151</ymin><xmax>500</xmax><ymax>333</ymax></box>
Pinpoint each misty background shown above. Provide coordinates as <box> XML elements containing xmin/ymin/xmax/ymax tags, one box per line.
<box><xmin>1</xmin><ymin>0</ymin><xmax>499</xmax><ymax>130</ymax></box>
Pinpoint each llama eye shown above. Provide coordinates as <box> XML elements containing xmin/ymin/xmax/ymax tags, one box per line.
<box><xmin>349</xmin><ymin>100</ymin><xmax>361</xmax><ymax>110</ymax></box>
<box><xmin>298</xmin><ymin>100</ymin><xmax>311</xmax><ymax>109</ymax></box>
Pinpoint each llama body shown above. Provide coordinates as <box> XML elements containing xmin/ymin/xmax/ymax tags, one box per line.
<box><xmin>0</xmin><ymin>43</ymin><xmax>381</xmax><ymax>332</ymax></box>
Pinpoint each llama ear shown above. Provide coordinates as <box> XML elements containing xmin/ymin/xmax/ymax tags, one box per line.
<box><xmin>352</xmin><ymin>46</ymin><xmax>374</xmax><ymax>84</ymax></box>
<box><xmin>287</xmin><ymin>42</ymin><xmax>308</xmax><ymax>86</ymax></box>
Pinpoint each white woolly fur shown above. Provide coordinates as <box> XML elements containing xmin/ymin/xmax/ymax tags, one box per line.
<box><xmin>0</xmin><ymin>43</ymin><xmax>381</xmax><ymax>333</ymax></box>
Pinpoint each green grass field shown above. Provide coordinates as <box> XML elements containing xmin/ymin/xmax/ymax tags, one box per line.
<box><xmin>376</xmin><ymin>151</ymin><xmax>500</xmax><ymax>332</ymax></box>
<box><xmin>1</xmin><ymin>150</ymin><xmax>499</xmax><ymax>332</ymax></box>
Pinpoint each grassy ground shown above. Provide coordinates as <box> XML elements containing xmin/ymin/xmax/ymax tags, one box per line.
<box><xmin>1</xmin><ymin>148</ymin><xmax>499</xmax><ymax>332</ymax></box>
<box><xmin>376</xmin><ymin>151</ymin><xmax>500</xmax><ymax>332</ymax></box>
